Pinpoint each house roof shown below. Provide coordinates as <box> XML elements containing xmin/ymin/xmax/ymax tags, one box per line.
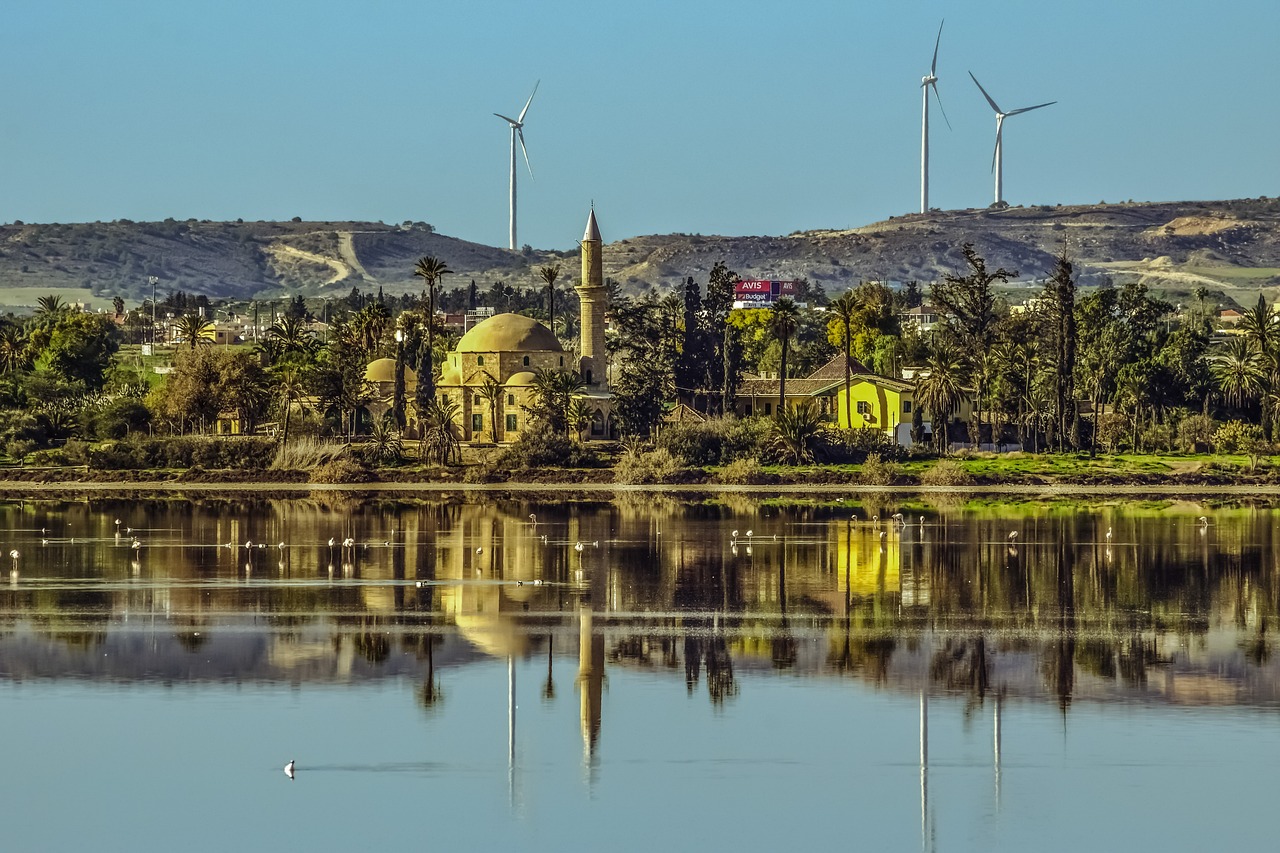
<box><xmin>805</xmin><ymin>353</ymin><xmax>873</xmax><ymax>382</ymax></box>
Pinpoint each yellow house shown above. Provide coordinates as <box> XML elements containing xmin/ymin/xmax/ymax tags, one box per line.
<box><xmin>835</xmin><ymin>375</ymin><xmax>976</xmax><ymax>448</ymax></box>
<box><xmin>835</xmin><ymin>375</ymin><xmax>917</xmax><ymax>441</ymax></box>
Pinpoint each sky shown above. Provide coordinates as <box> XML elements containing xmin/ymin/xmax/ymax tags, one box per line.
<box><xmin>3</xmin><ymin>0</ymin><xmax>1278</xmax><ymax>251</ymax></box>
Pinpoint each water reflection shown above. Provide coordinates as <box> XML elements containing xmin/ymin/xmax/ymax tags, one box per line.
<box><xmin>1</xmin><ymin>496</ymin><xmax>1279</xmax><ymax>711</ymax></box>
<box><xmin>3</xmin><ymin>495</ymin><xmax>1280</xmax><ymax>849</ymax></box>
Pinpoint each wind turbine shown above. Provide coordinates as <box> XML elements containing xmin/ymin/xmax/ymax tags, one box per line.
<box><xmin>920</xmin><ymin>21</ymin><xmax>950</xmax><ymax>214</ymax></box>
<box><xmin>968</xmin><ymin>71</ymin><xmax>1055</xmax><ymax>206</ymax></box>
<box><xmin>494</xmin><ymin>81</ymin><xmax>539</xmax><ymax>251</ymax></box>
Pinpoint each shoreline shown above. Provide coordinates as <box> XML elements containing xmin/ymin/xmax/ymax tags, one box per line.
<box><xmin>1</xmin><ymin>479</ymin><xmax>1278</xmax><ymax>498</ymax></box>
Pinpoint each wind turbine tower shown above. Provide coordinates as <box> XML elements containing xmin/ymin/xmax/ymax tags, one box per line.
<box><xmin>968</xmin><ymin>72</ymin><xmax>1055</xmax><ymax>206</ymax></box>
<box><xmin>495</xmin><ymin>81</ymin><xmax>539</xmax><ymax>250</ymax></box>
<box><xmin>920</xmin><ymin>21</ymin><xmax>950</xmax><ymax>214</ymax></box>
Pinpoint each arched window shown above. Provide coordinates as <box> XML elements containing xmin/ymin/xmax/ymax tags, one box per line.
<box><xmin>585</xmin><ymin>370</ymin><xmax>593</xmax><ymax>384</ymax></box>
<box><xmin>477</xmin><ymin>356</ymin><xmax>485</xmax><ymax>366</ymax></box>
<box><xmin>559</xmin><ymin>356</ymin><xmax>564</xmax><ymax>367</ymax></box>
<box><xmin>522</xmin><ymin>355</ymin><xmax>530</xmax><ymax>367</ymax></box>
<box><xmin>507</xmin><ymin>394</ymin><xmax>515</xmax><ymax>405</ymax></box>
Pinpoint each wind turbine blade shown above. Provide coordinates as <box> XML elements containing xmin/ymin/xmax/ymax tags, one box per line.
<box><xmin>992</xmin><ymin>123</ymin><xmax>1002</xmax><ymax>173</ymax></box>
<box><xmin>517</xmin><ymin>80</ymin><xmax>540</xmax><ymax>124</ymax></box>
<box><xmin>518</xmin><ymin>128</ymin><xmax>533</xmax><ymax>179</ymax></box>
<box><xmin>931</xmin><ymin>20</ymin><xmax>944</xmax><ymax>76</ymax></box>
<box><xmin>932</xmin><ymin>83</ymin><xmax>952</xmax><ymax>130</ymax></box>
<box><xmin>494</xmin><ymin>113</ymin><xmax>520</xmax><ymax>125</ymax></box>
<box><xmin>969</xmin><ymin>71</ymin><xmax>1002</xmax><ymax>115</ymax></box>
<box><xmin>1007</xmin><ymin>101</ymin><xmax>1057</xmax><ymax>116</ymax></box>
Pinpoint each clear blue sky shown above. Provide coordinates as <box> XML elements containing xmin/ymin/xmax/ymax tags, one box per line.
<box><xmin>4</xmin><ymin>0</ymin><xmax>1277</xmax><ymax>250</ymax></box>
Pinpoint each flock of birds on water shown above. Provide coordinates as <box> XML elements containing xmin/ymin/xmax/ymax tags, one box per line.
<box><xmin>2</xmin><ymin>508</ymin><xmax>1219</xmax><ymax>587</ymax></box>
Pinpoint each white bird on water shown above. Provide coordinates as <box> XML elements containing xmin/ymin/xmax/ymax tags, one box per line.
<box><xmin>574</xmin><ymin>542</ymin><xmax>584</xmax><ymax>552</ymax></box>
<box><xmin>284</xmin><ymin>759</ymin><xmax>295</xmax><ymax>779</ymax></box>
<box><xmin>1105</xmin><ymin>527</ymin><xmax>1113</xmax><ymax>542</ymax></box>
<box><xmin>1007</xmin><ymin>531</ymin><xmax>1019</xmax><ymax>542</ymax></box>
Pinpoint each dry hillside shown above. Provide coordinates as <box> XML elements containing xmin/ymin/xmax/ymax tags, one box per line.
<box><xmin>2</xmin><ymin>198</ymin><xmax>1278</xmax><ymax>311</ymax></box>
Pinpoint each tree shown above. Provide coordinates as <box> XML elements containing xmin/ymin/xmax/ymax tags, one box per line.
<box><xmin>830</xmin><ymin>290</ymin><xmax>859</xmax><ymax>427</ymax></box>
<box><xmin>475</xmin><ymin>371</ymin><xmax>504</xmax><ymax>442</ymax></box>
<box><xmin>539</xmin><ymin>265</ymin><xmax>561</xmax><ymax>335</ymax></box>
<box><xmin>769</xmin><ymin>298</ymin><xmax>801</xmax><ymax>413</ymax></box>
<box><xmin>38</xmin><ymin>312</ymin><xmax>121</xmax><ymax>390</ymax></box>
<box><xmin>567</xmin><ymin>398</ymin><xmax>595</xmax><ymax>442</ymax></box>
<box><xmin>771</xmin><ymin>401</ymin><xmax>823</xmax><ymax>464</ymax></box>
<box><xmin>1047</xmin><ymin>253</ymin><xmax>1078</xmax><ymax>451</ymax></box>
<box><xmin>273</xmin><ymin>366</ymin><xmax>307</xmax><ymax>445</ymax></box>
<box><xmin>419</xmin><ymin>396</ymin><xmax>461</xmax><ymax>465</ymax></box>
<box><xmin>529</xmin><ymin>368</ymin><xmax>587</xmax><ymax>438</ymax></box>
<box><xmin>413</xmin><ymin>255</ymin><xmax>452</xmax><ymax>416</ymax></box>
<box><xmin>932</xmin><ymin>244</ymin><xmax>1011</xmax><ymax>445</ymax></box>
<box><xmin>674</xmin><ymin>276</ymin><xmax>706</xmax><ymax>406</ymax></box>
<box><xmin>916</xmin><ymin>341</ymin><xmax>965</xmax><ymax>454</ymax></box>
<box><xmin>1211</xmin><ymin>335</ymin><xmax>1265</xmax><ymax>412</ymax></box>
<box><xmin>112</xmin><ymin>296</ymin><xmax>125</xmax><ymax>318</ymax></box>
<box><xmin>707</xmin><ymin>261</ymin><xmax>740</xmax><ymax>415</ymax></box>
<box><xmin>35</xmin><ymin>295</ymin><xmax>66</xmax><ymax>316</ymax></box>
<box><xmin>173</xmin><ymin>314</ymin><xmax>214</xmax><ymax>350</ymax></box>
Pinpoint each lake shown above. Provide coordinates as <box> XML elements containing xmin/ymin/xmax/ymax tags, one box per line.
<box><xmin>0</xmin><ymin>491</ymin><xmax>1276</xmax><ymax>851</ymax></box>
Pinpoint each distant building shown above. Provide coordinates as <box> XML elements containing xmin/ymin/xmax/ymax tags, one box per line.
<box><xmin>364</xmin><ymin>207</ymin><xmax>614</xmax><ymax>442</ymax></box>
<box><xmin>898</xmin><ymin>304</ymin><xmax>939</xmax><ymax>332</ymax></box>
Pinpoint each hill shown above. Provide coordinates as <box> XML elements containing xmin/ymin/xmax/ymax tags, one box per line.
<box><xmin>2</xmin><ymin>198</ymin><xmax>1278</xmax><ymax>311</ymax></box>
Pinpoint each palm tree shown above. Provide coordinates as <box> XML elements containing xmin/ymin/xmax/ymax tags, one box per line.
<box><xmin>769</xmin><ymin>298</ymin><xmax>801</xmax><ymax>413</ymax></box>
<box><xmin>173</xmin><ymin>314</ymin><xmax>214</xmax><ymax>350</ymax></box>
<box><xmin>916</xmin><ymin>342</ymin><xmax>965</xmax><ymax>455</ymax></box>
<box><xmin>540</xmin><ymin>264</ymin><xmax>561</xmax><ymax>335</ymax></box>
<box><xmin>1211</xmin><ymin>335</ymin><xmax>1265</xmax><ymax>411</ymax></box>
<box><xmin>274</xmin><ymin>367</ymin><xmax>306</xmax><ymax>446</ymax></box>
<box><xmin>567</xmin><ymin>398</ymin><xmax>595</xmax><ymax>442</ymax></box>
<box><xmin>368</xmin><ymin>417</ymin><xmax>404</xmax><ymax>465</ymax></box>
<box><xmin>1239</xmin><ymin>293</ymin><xmax>1279</xmax><ymax>359</ymax></box>
<box><xmin>771</xmin><ymin>401</ymin><xmax>823</xmax><ymax>464</ymax></box>
<box><xmin>420</xmin><ymin>396</ymin><xmax>462</xmax><ymax>465</ymax></box>
<box><xmin>475</xmin><ymin>371</ymin><xmax>504</xmax><ymax>441</ymax></box>
<box><xmin>0</xmin><ymin>325</ymin><xmax>29</xmax><ymax>375</ymax></box>
<box><xmin>830</xmin><ymin>290</ymin><xmax>859</xmax><ymax>428</ymax></box>
<box><xmin>413</xmin><ymin>255</ymin><xmax>452</xmax><ymax>415</ymax></box>
<box><xmin>267</xmin><ymin>314</ymin><xmax>318</xmax><ymax>357</ymax></box>
<box><xmin>35</xmin><ymin>295</ymin><xmax>66</xmax><ymax>316</ymax></box>
<box><xmin>530</xmin><ymin>368</ymin><xmax>586</xmax><ymax>437</ymax></box>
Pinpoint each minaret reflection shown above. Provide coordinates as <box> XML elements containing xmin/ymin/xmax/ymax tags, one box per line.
<box><xmin>508</xmin><ymin>654</ymin><xmax>520</xmax><ymax>812</ymax></box>
<box><xmin>993</xmin><ymin>692</ymin><xmax>1003</xmax><ymax>812</ymax></box>
<box><xmin>577</xmin><ymin>604</ymin><xmax>604</xmax><ymax>783</ymax></box>
<box><xmin>919</xmin><ymin>687</ymin><xmax>931</xmax><ymax>853</ymax></box>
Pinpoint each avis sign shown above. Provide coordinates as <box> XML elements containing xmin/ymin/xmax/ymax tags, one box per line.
<box><xmin>734</xmin><ymin>280</ymin><xmax>799</xmax><ymax>304</ymax></box>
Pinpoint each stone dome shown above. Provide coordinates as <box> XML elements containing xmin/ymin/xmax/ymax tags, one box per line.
<box><xmin>505</xmin><ymin>370</ymin><xmax>537</xmax><ymax>387</ymax></box>
<box><xmin>456</xmin><ymin>313</ymin><xmax>561</xmax><ymax>353</ymax></box>
<box><xmin>364</xmin><ymin>358</ymin><xmax>417</xmax><ymax>384</ymax></box>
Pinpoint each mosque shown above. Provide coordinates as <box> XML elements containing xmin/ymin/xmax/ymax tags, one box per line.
<box><xmin>364</xmin><ymin>207</ymin><xmax>614</xmax><ymax>442</ymax></box>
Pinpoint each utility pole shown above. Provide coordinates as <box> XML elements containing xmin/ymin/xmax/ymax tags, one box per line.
<box><xmin>149</xmin><ymin>276</ymin><xmax>158</xmax><ymax>348</ymax></box>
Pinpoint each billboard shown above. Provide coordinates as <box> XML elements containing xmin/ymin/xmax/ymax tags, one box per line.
<box><xmin>733</xmin><ymin>280</ymin><xmax>800</xmax><ymax>304</ymax></box>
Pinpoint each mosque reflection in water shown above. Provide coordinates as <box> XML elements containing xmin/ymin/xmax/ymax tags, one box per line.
<box><xmin>2</xmin><ymin>495</ymin><xmax>1280</xmax><ymax>747</ymax></box>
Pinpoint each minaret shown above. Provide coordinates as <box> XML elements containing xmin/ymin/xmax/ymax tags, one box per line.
<box><xmin>577</xmin><ymin>206</ymin><xmax>607</xmax><ymax>388</ymax></box>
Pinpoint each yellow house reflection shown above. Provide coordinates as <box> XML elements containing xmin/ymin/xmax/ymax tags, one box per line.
<box><xmin>836</xmin><ymin>525</ymin><xmax>902</xmax><ymax>599</ymax></box>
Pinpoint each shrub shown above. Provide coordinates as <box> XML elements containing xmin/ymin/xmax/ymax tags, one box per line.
<box><xmin>919</xmin><ymin>458</ymin><xmax>975</xmax><ymax>486</ymax></box>
<box><xmin>310</xmin><ymin>458</ymin><xmax>374</xmax><ymax>484</ymax></box>
<box><xmin>1139</xmin><ymin>421</ymin><xmax>1176</xmax><ymax>454</ymax></box>
<box><xmin>87</xmin><ymin>436</ymin><xmax>278</xmax><ymax>470</ymax></box>
<box><xmin>462</xmin><ymin>461</ymin><xmax>504</xmax><ymax>484</ymax></box>
<box><xmin>1096</xmin><ymin>412</ymin><xmax>1128</xmax><ymax>453</ymax></box>
<box><xmin>815</xmin><ymin>427</ymin><xmax>903</xmax><ymax>464</ymax></box>
<box><xmin>858</xmin><ymin>453</ymin><xmax>900</xmax><ymax>485</ymax></box>
<box><xmin>1177</xmin><ymin>413</ymin><xmax>1216</xmax><ymax>453</ymax></box>
<box><xmin>495</xmin><ymin>427</ymin><xmax>598</xmax><ymax>469</ymax></box>
<box><xmin>1213</xmin><ymin>420</ymin><xmax>1265</xmax><ymax>454</ymax></box>
<box><xmin>272</xmin><ymin>437</ymin><xmax>348</xmax><ymax>470</ymax></box>
<box><xmin>615</xmin><ymin>446</ymin><xmax>682</xmax><ymax>484</ymax></box>
<box><xmin>713</xmin><ymin>457</ymin><xmax>772</xmax><ymax>485</ymax></box>
<box><xmin>658</xmin><ymin>417</ymin><xmax>772</xmax><ymax>466</ymax></box>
